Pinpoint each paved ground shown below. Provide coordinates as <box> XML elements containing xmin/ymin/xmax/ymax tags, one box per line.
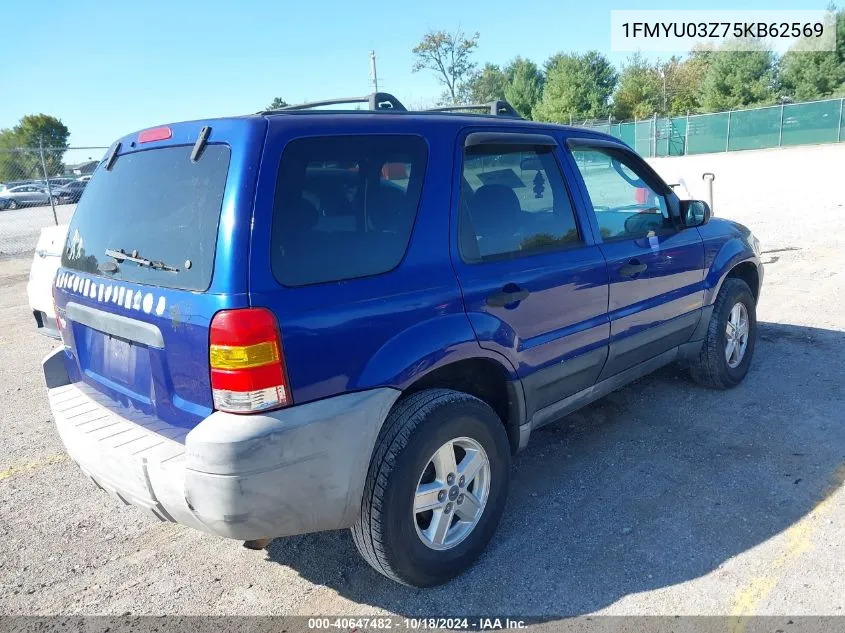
<box><xmin>0</xmin><ymin>204</ymin><xmax>75</xmax><ymax>258</ymax></box>
<box><xmin>1</xmin><ymin>145</ymin><xmax>844</xmax><ymax>619</ymax></box>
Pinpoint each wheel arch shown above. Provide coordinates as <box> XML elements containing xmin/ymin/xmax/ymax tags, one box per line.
<box><xmin>724</xmin><ymin>261</ymin><xmax>760</xmax><ymax>303</ymax></box>
<box><xmin>354</xmin><ymin>313</ymin><xmax>525</xmax><ymax>452</ymax></box>
<box><xmin>705</xmin><ymin>238</ymin><xmax>761</xmax><ymax>305</ymax></box>
<box><xmin>401</xmin><ymin>357</ymin><xmax>527</xmax><ymax>454</ymax></box>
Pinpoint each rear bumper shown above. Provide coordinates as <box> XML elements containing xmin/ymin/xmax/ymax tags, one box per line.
<box><xmin>43</xmin><ymin>348</ymin><xmax>400</xmax><ymax>540</ymax></box>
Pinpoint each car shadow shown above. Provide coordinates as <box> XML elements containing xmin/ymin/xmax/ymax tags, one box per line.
<box><xmin>263</xmin><ymin>322</ymin><xmax>845</xmax><ymax>617</ymax></box>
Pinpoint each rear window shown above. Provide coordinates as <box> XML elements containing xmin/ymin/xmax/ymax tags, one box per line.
<box><xmin>271</xmin><ymin>135</ymin><xmax>427</xmax><ymax>287</ymax></box>
<box><xmin>61</xmin><ymin>144</ymin><xmax>230</xmax><ymax>291</ymax></box>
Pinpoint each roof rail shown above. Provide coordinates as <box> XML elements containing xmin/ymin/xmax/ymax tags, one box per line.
<box><xmin>266</xmin><ymin>92</ymin><xmax>407</xmax><ymax>113</ymax></box>
<box><xmin>423</xmin><ymin>100</ymin><xmax>522</xmax><ymax>119</ymax></box>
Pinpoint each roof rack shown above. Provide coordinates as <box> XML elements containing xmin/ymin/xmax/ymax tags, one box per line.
<box><xmin>260</xmin><ymin>93</ymin><xmax>524</xmax><ymax>119</ymax></box>
<box><xmin>424</xmin><ymin>100</ymin><xmax>522</xmax><ymax>118</ymax></box>
<box><xmin>266</xmin><ymin>92</ymin><xmax>407</xmax><ymax>113</ymax></box>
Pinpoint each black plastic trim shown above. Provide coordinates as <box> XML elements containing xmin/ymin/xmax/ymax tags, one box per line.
<box><xmin>599</xmin><ymin>309</ymin><xmax>701</xmax><ymax>380</ymax></box>
<box><xmin>272</xmin><ymin>92</ymin><xmax>407</xmax><ymax>112</ymax></box>
<box><xmin>465</xmin><ymin>132</ymin><xmax>558</xmax><ymax>149</ymax></box>
<box><xmin>66</xmin><ymin>302</ymin><xmax>164</xmax><ymax>348</ymax></box>
<box><xmin>505</xmin><ymin>379</ymin><xmax>528</xmax><ymax>453</ymax></box>
<box><xmin>425</xmin><ymin>100</ymin><xmax>522</xmax><ymax>118</ymax></box>
<box><xmin>191</xmin><ymin>126</ymin><xmax>211</xmax><ymax>163</ymax></box>
<box><xmin>522</xmin><ymin>346</ymin><xmax>609</xmax><ymax>418</ymax></box>
<box><xmin>530</xmin><ymin>346</ymin><xmax>680</xmax><ymax>431</ymax></box>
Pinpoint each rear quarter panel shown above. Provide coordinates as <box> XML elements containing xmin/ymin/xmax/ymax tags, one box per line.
<box><xmin>248</xmin><ymin>116</ymin><xmax>517</xmax><ymax>405</ymax></box>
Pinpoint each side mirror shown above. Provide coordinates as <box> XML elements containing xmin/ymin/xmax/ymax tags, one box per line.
<box><xmin>680</xmin><ymin>199</ymin><xmax>711</xmax><ymax>228</ymax></box>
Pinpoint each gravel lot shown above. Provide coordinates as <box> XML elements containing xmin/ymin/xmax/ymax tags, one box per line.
<box><xmin>1</xmin><ymin>144</ymin><xmax>844</xmax><ymax>619</ymax></box>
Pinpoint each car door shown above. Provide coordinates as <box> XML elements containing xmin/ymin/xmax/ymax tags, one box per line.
<box><xmin>25</xmin><ymin>186</ymin><xmax>44</xmax><ymax>204</ymax></box>
<box><xmin>9</xmin><ymin>187</ymin><xmax>28</xmax><ymax>204</ymax></box>
<box><xmin>450</xmin><ymin>129</ymin><xmax>610</xmax><ymax>421</ymax></box>
<box><xmin>32</xmin><ymin>186</ymin><xmax>48</xmax><ymax>204</ymax></box>
<box><xmin>564</xmin><ymin>138</ymin><xmax>705</xmax><ymax>379</ymax></box>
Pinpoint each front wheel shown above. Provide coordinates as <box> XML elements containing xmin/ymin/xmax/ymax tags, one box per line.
<box><xmin>8</xmin><ymin>200</ymin><xmax>19</xmax><ymax>210</ymax></box>
<box><xmin>689</xmin><ymin>278</ymin><xmax>757</xmax><ymax>389</ymax></box>
<box><xmin>352</xmin><ymin>389</ymin><xmax>511</xmax><ymax>587</ymax></box>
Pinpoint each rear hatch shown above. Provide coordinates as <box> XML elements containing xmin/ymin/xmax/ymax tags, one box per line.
<box><xmin>53</xmin><ymin>118</ymin><xmax>266</xmax><ymax>434</ymax></box>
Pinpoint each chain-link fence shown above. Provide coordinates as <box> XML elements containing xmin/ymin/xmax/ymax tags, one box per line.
<box><xmin>0</xmin><ymin>146</ymin><xmax>106</xmax><ymax>257</ymax></box>
<box><xmin>579</xmin><ymin>97</ymin><xmax>845</xmax><ymax>158</ymax></box>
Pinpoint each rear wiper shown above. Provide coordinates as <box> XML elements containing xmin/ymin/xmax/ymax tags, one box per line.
<box><xmin>104</xmin><ymin>248</ymin><xmax>179</xmax><ymax>272</ymax></box>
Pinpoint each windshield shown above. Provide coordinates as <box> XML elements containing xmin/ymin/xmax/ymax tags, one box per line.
<box><xmin>61</xmin><ymin>144</ymin><xmax>230</xmax><ymax>291</ymax></box>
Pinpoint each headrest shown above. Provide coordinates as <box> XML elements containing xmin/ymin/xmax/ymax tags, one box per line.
<box><xmin>469</xmin><ymin>184</ymin><xmax>521</xmax><ymax>230</ymax></box>
<box><xmin>369</xmin><ymin>185</ymin><xmax>409</xmax><ymax>232</ymax></box>
<box><xmin>280</xmin><ymin>196</ymin><xmax>319</xmax><ymax>233</ymax></box>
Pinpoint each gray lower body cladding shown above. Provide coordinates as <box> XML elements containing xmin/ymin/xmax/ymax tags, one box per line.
<box><xmin>44</xmin><ymin>348</ymin><xmax>401</xmax><ymax>540</ymax></box>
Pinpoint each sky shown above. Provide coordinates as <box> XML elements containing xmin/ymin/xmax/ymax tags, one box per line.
<box><xmin>0</xmin><ymin>0</ymin><xmax>829</xmax><ymax>155</ymax></box>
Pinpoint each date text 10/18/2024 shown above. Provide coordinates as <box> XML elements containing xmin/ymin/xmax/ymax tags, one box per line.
<box><xmin>307</xmin><ymin>617</ymin><xmax>528</xmax><ymax>630</ymax></box>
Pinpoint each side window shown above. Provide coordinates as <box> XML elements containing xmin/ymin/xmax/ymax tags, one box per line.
<box><xmin>570</xmin><ymin>147</ymin><xmax>672</xmax><ymax>240</ymax></box>
<box><xmin>380</xmin><ymin>161</ymin><xmax>413</xmax><ymax>192</ymax></box>
<box><xmin>271</xmin><ymin>135</ymin><xmax>427</xmax><ymax>287</ymax></box>
<box><xmin>460</xmin><ymin>144</ymin><xmax>580</xmax><ymax>262</ymax></box>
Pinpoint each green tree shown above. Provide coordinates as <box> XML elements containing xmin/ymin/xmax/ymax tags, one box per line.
<box><xmin>699</xmin><ymin>42</ymin><xmax>778</xmax><ymax>111</ymax></box>
<box><xmin>533</xmin><ymin>51</ymin><xmax>617</xmax><ymax>122</ymax></box>
<box><xmin>266</xmin><ymin>97</ymin><xmax>289</xmax><ymax>110</ymax></box>
<box><xmin>0</xmin><ymin>114</ymin><xmax>69</xmax><ymax>181</ymax></box>
<box><xmin>664</xmin><ymin>51</ymin><xmax>711</xmax><ymax>114</ymax></box>
<box><xmin>780</xmin><ymin>9</ymin><xmax>845</xmax><ymax>100</ymax></box>
<box><xmin>15</xmin><ymin>114</ymin><xmax>70</xmax><ymax>149</ymax></box>
<box><xmin>412</xmin><ymin>28</ymin><xmax>480</xmax><ymax>103</ymax></box>
<box><xmin>612</xmin><ymin>53</ymin><xmax>661</xmax><ymax>120</ymax></box>
<box><xmin>503</xmin><ymin>57</ymin><xmax>544</xmax><ymax>119</ymax></box>
<box><xmin>466</xmin><ymin>63</ymin><xmax>508</xmax><ymax>103</ymax></box>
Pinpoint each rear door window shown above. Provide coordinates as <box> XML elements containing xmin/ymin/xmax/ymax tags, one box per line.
<box><xmin>459</xmin><ymin>145</ymin><xmax>581</xmax><ymax>262</ymax></box>
<box><xmin>271</xmin><ymin>135</ymin><xmax>427</xmax><ymax>287</ymax></box>
<box><xmin>61</xmin><ymin>144</ymin><xmax>230</xmax><ymax>291</ymax></box>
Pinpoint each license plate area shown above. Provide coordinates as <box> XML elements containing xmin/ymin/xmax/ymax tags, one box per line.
<box><xmin>104</xmin><ymin>335</ymin><xmax>135</xmax><ymax>385</ymax></box>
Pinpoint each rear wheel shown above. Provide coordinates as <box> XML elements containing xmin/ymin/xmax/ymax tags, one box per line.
<box><xmin>352</xmin><ymin>389</ymin><xmax>510</xmax><ymax>587</ymax></box>
<box><xmin>689</xmin><ymin>278</ymin><xmax>757</xmax><ymax>389</ymax></box>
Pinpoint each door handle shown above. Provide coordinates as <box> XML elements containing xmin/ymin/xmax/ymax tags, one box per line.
<box><xmin>619</xmin><ymin>260</ymin><xmax>648</xmax><ymax>277</ymax></box>
<box><xmin>486</xmin><ymin>287</ymin><xmax>530</xmax><ymax>307</ymax></box>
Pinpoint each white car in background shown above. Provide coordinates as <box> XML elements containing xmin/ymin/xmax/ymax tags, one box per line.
<box><xmin>27</xmin><ymin>223</ymin><xmax>69</xmax><ymax>339</ymax></box>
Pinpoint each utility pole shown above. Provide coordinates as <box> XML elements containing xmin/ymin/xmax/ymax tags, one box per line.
<box><xmin>369</xmin><ymin>50</ymin><xmax>379</xmax><ymax>93</ymax></box>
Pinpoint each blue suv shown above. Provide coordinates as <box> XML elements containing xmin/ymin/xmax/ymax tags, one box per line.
<box><xmin>43</xmin><ymin>93</ymin><xmax>763</xmax><ymax>587</ymax></box>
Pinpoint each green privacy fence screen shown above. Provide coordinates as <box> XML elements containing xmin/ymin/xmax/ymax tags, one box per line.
<box><xmin>579</xmin><ymin>98</ymin><xmax>845</xmax><ymax>158</ymax></box>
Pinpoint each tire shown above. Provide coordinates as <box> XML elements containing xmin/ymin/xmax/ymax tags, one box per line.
<box><xmin>50</xmin><ymin>196</ymin><xmax>59</xmax><ymax>206</ymax></box>
<box><xmin>689</xmin><ymin>277</ymin><xmax>757</xmax><ymax>389</ymax></box>
<box><xmin>8</xmin><ymin>200</ymin><xmax>19</xmax><ymax>210</ymax></box>
<box><xmin>352</xmin><ymin>389</ymin><xmax>511</xmax><ymax>587</ymax></box>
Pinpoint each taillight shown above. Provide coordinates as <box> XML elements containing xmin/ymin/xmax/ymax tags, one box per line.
<box><xmin>209</xmin><ymin>308</ymin><xmax>290</xmax><ymax>414</ymax></box>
